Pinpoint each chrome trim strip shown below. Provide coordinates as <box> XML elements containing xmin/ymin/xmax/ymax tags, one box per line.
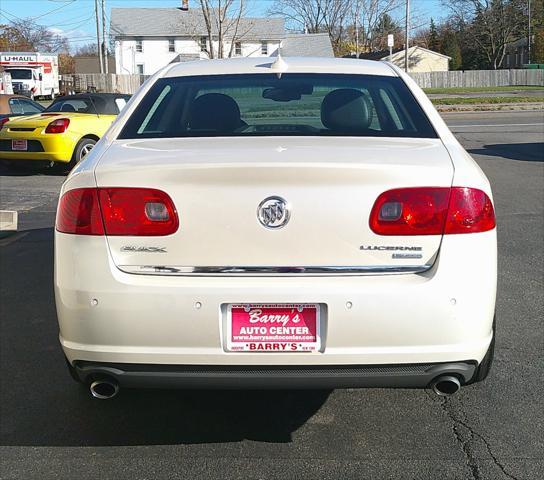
<box><xmin>117</xmin><ymin>264</ymin><xmax>432</xmax><ymax>276</ymax></box>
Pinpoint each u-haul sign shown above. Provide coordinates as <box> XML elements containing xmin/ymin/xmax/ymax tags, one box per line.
<box><xmin>1</xmin><ymin>54</ymin><xmax>38</xmax><ymax>62</ymax></box>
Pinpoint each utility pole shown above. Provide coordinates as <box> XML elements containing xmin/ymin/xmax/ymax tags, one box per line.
<box><xmin>528</xmin><ymin>0</ymin><xmax>532</xmax><ymax>64</ymax></box>
<box><xmin>404</xmin><ymin>0</ymin><xmax>410</xmax><ymax>72</ymax></box>
<box><xmin>94</xmin><ymin>0</ymin><xmax>104</xmax><ymax>73</ymax></box>
<box><xmin>355</xmin><ymin>1</ymin><xmax>360</xmax><ymax>58</ymax></box>
<box><xmin>101</xmin><ymin>0</ymin><xmax>108</xmax><ymax>73</ymax></box>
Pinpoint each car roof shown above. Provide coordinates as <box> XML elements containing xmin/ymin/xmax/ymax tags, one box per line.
<box><xmin>164</xmin><ymin>56</ymin><xmax>397</xmax><ymax>78</ymax></box>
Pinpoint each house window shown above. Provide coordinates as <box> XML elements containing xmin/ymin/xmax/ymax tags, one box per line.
<box><xmin>200</xmin><ymin>36</ymin><xmax>207</xmax><ymax>52</ymax></box>
<box><xmin>168</xmin><ymin>38</ymin><xmax>175</xmax><ymax>52</ymax></box>
<box><xmin>135</xmin><ymin>39</ymin><xmax>143</xmax><ymax>52</ymax></box>
<box><xmin>261</xmin><ymin>41</ymin><xmax>268</xmax><ymax>55</ymax></box>
<box><xmin>235</xmin><ymin>42</ymin><xmax>242</xmax><ymax>56</ymax></box>
<box><xmin>136</xmin><ymin>64</ymin><xmax>144</xmax><ymax>75</ymax></box>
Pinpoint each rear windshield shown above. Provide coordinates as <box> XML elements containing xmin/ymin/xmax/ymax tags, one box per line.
<box><xmin>45</xmin><ymin>98</ymin><xmax>97</xmax><ymax>114</ymax></box>
<box><xmin>119</xmin><ymin>73</ymin><xmax>437</xmax><ymax>139</ymax></box>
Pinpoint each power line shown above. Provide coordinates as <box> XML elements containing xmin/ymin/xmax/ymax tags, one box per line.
<box><xmin>47</xmin><ymin>12</ymin><xmax>94</xmax><ymax>27</ymax></box>
<box><xmin>30</xmin><ymin>0</ymin><xmax>76</xmax><ymax>21</ymax></box>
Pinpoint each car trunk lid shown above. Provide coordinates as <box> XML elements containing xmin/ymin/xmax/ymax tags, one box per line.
<box><xmin>95</xmin><ymin>136</ymin><xmax>454</xmax><ymax>274</ymax></box>
<box><xmin>4</xmin><ymin>112</ymin><xmax>95</xmax><ymax>131</ymax></box>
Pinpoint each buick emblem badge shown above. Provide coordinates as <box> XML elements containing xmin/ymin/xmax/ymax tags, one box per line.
<box><xmin>257</xmin><ymin>196</ymin><xmax>290</xmax><ymax>229</ymax></box>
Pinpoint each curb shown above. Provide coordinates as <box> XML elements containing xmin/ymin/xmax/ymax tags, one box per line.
<box><xmin>0</xmin><ymin>210</ymin><xmax>18</xmax><ymax>231</ymax></box>
<box><xmin>436</xmin><ymin>102</ymin><xmax>544</xmax><ymax>112</ymax></box>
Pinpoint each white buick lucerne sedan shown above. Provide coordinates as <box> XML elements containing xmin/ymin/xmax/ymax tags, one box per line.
<box><xmin>54</xmin><ymin>57</ymin><xmax>496</xmax><ymax>399</ymax></box>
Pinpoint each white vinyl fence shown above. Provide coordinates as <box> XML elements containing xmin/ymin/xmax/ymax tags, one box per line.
<box><xmin>62</xmin><ymin>69</ymin><xmax>544</xmax><ymax>95</ymax></box>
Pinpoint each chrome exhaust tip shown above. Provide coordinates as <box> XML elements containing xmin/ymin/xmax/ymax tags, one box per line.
<box><xmin>430</xmin><ymin>375</ymin><xmax>461</xmax><ymax>396</ymax></box>
<box><xmin>90</xmin><ymin>379</ymin><xmax>119</xmax><ymax>400</ymax></box>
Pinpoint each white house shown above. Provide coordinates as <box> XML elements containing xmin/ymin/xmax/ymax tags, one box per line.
<box><xmin>110</xmin><ymin>7</ymin><xmax>285</xmax><ymax>75</ymax></box>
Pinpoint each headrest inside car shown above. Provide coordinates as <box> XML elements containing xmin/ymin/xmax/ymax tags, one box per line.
<box><xmin>61</xmin><ymin>103</ymin><xmax>76</xmax><ymax>112</ymax></box>
<box><xmin>189</xmin><ymin>93</ymin><xmax>242</xmax><ymax>133</ymax></box>
<box><xmin>321</xmin><ymin>89</ymin><xmax>373</xmax><ymax>132</ymax></box>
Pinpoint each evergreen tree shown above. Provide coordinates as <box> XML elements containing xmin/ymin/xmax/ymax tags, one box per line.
<box><xmin>443</xmin><ymin>33</ymin><xmax>463</xmax><ymax>70</ymax></box>
<box><xmin>429</xmin><ymin>18</ymin><xmax>440</xmax><ymax>51</ymax></box>
<box><xmin>370</xmin><ymin>13</ymin><xmax>402</xmax><ymax>51</ymax></box>
<box><xmin>534</xmin><ymin>28</ymin><xmax>544</xmax><ymax>63</ymax></box>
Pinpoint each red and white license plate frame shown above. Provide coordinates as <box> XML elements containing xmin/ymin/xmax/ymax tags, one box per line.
<box><xmin>226</xmin><ymin>303</ymin><xmax>321</xmax><ymax>352</ymax></box>
<box><xmin>11</xmin><ymin>139</ymin><xmax>27</xmax><ymax>151</ymax></box>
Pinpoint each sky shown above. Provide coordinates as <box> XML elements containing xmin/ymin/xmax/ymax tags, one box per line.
<box><xmin>0</xmin><ymin>0</ymin><xmax>446</xmax><ymax>50</ymax></box>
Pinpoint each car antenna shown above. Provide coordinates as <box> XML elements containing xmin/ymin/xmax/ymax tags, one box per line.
<box><xmin>271</xmin><ymin>42</ymin><xmax>287</xmax><ymax>79</ymax></box>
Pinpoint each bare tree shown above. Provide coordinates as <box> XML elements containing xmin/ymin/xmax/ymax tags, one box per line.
<box><xmin>74</xmin><ymin>43</ymin><xmax>99</xmax><ymax>57</ymax></box>
<box><xmin>196</xmin><ymin>0</ymin><xmax>250</xmax><ymax>58</ymax></box>
<box><xmin>268</xmin><ymin>0</ymin><xmax>351</xmax><ymax>53</ymax></box>
<box><xmin>443</xmin><ymin>0</ymin><xmax>527</xmax><ymax>69</ymax></box>
<box><xmin>411</xmin><ymin>26</ymin><xmax>430</xmax><ymax>49</ymax></box>
<box><xmin>351</xmin><ymin>0</ymin><xmax>403</xmax><ymax>52</ymax></box>
<box><xmin>0</xmin><ymin>19</ymin><xmax>69</xmax><ymax>53</ymax></box>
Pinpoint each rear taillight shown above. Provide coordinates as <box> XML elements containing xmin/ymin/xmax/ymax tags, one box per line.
<box><xmin>98</xmin><ymin>188</ymin><xmax>178</xmax><ymax>236</ymax></box>
<box><xmin>56</xmin><ymin>188</ymin><xmax>104</xmax><ymax>235</ymax></box>
<box><xmin>0</xmin><ymin>117</ymin><xmax>9</xmax><ymax>129</ymax></box>
<box><xmin>444</xmin><ymin>187</ymin><xmax>496</xmax><ymax>234</ymax></box>
<box><xmin>45</xmin><ymin>118</ymin><xmax>70</xmax><ymax>134</ymax></box>
<box><xmin>56</xmin><ymin>187</ymin><xmax>178</xmax><ymax>236</ymax></box>
<box><xmin>370</xmin><ymin>187</ymin><xmax>495</xmax><ymax>236</ymax></box>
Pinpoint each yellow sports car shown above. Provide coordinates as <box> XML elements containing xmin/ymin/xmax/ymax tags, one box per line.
<box><xmin>0</xmin><ymin>93</ymin><xmax>130</xmax><ymax>170</ymax></box>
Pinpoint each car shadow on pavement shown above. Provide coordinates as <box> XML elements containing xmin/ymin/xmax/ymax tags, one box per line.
<box><xmin>0</xmin><ymin>163</ymin><xmax>67</xmax><ymax>177</ymax></box>
<box><xmin>0</xmin><ymin>228</ymin><xmax>331</xmax><ymax>447</ymax></box>
<box><xmin>468</xmin><ymin>142</ymin><xmax>544</xmax><ymax>162</ymax></box>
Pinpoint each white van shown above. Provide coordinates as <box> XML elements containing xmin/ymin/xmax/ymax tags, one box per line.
<box><xmin>0</xmin><ymin>53</ymin><xmax>60</xmax><ymax>100</ymax></box>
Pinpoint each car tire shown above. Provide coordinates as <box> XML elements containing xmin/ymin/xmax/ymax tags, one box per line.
<box><xmin>471</xmin><ymin>315</ymin><xmax>496</xmax><ymax>383</ymax></box>
<box><xmin>68</xmin><ymin>137</ymin><xmax>97</xmax><ymax>169</ymax></box>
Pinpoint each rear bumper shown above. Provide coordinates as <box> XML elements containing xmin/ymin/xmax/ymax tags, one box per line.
<box><xmin>0</xmin><ymin>151</ymin><xmax>69</xmax><ymax>162</ymax></box>
<box><xmin>73</xmin><ymin>360</ymin><xmax>478</xmax><ymax>389</ymax></box>
<box><xmin>0</xmin><ymin>134</ymin><xmax>75</xmax><ymax>162</ymax></box>
<box><xmin>56</xmin><ymin>230</ymin><xmax>497</xmax><ymax>374</ymax></box>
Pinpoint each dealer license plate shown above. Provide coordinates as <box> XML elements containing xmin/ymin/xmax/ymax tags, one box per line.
<box><xmin>226</xmin><ymin>304</ymin><xmax>321</xmax><ymax>352</ymax></box>
<box><xmin>12</xmin><ymin>139</ymin><xmax>27</xmax><ymax>151</ymax></box>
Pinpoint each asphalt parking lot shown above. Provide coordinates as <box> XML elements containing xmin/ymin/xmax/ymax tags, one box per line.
<box><xmin>0</xmin><ymin>110</ymin><xmax>543</xmax><ymax>480</ymax></box>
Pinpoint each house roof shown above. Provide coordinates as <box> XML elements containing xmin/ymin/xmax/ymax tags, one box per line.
<box><xmin>360</xmin><ymin>46</ymin><xmax>451</xmax><ymax>61</ymax></box>
<box><xmin>110</xmin><ymin>8</ymin><xmax>285</xmax><ymax>40</ymax></box>
<box><xmin>272</xmin><ymin>33</ymin><xmax>334</xmax><ymax>57</ymax></box>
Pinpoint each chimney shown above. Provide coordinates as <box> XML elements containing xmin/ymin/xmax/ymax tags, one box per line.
<box><xmin>180</xmin><ymin>0</ymin><xmax>188</xmax><ymax>10</ymax></box>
